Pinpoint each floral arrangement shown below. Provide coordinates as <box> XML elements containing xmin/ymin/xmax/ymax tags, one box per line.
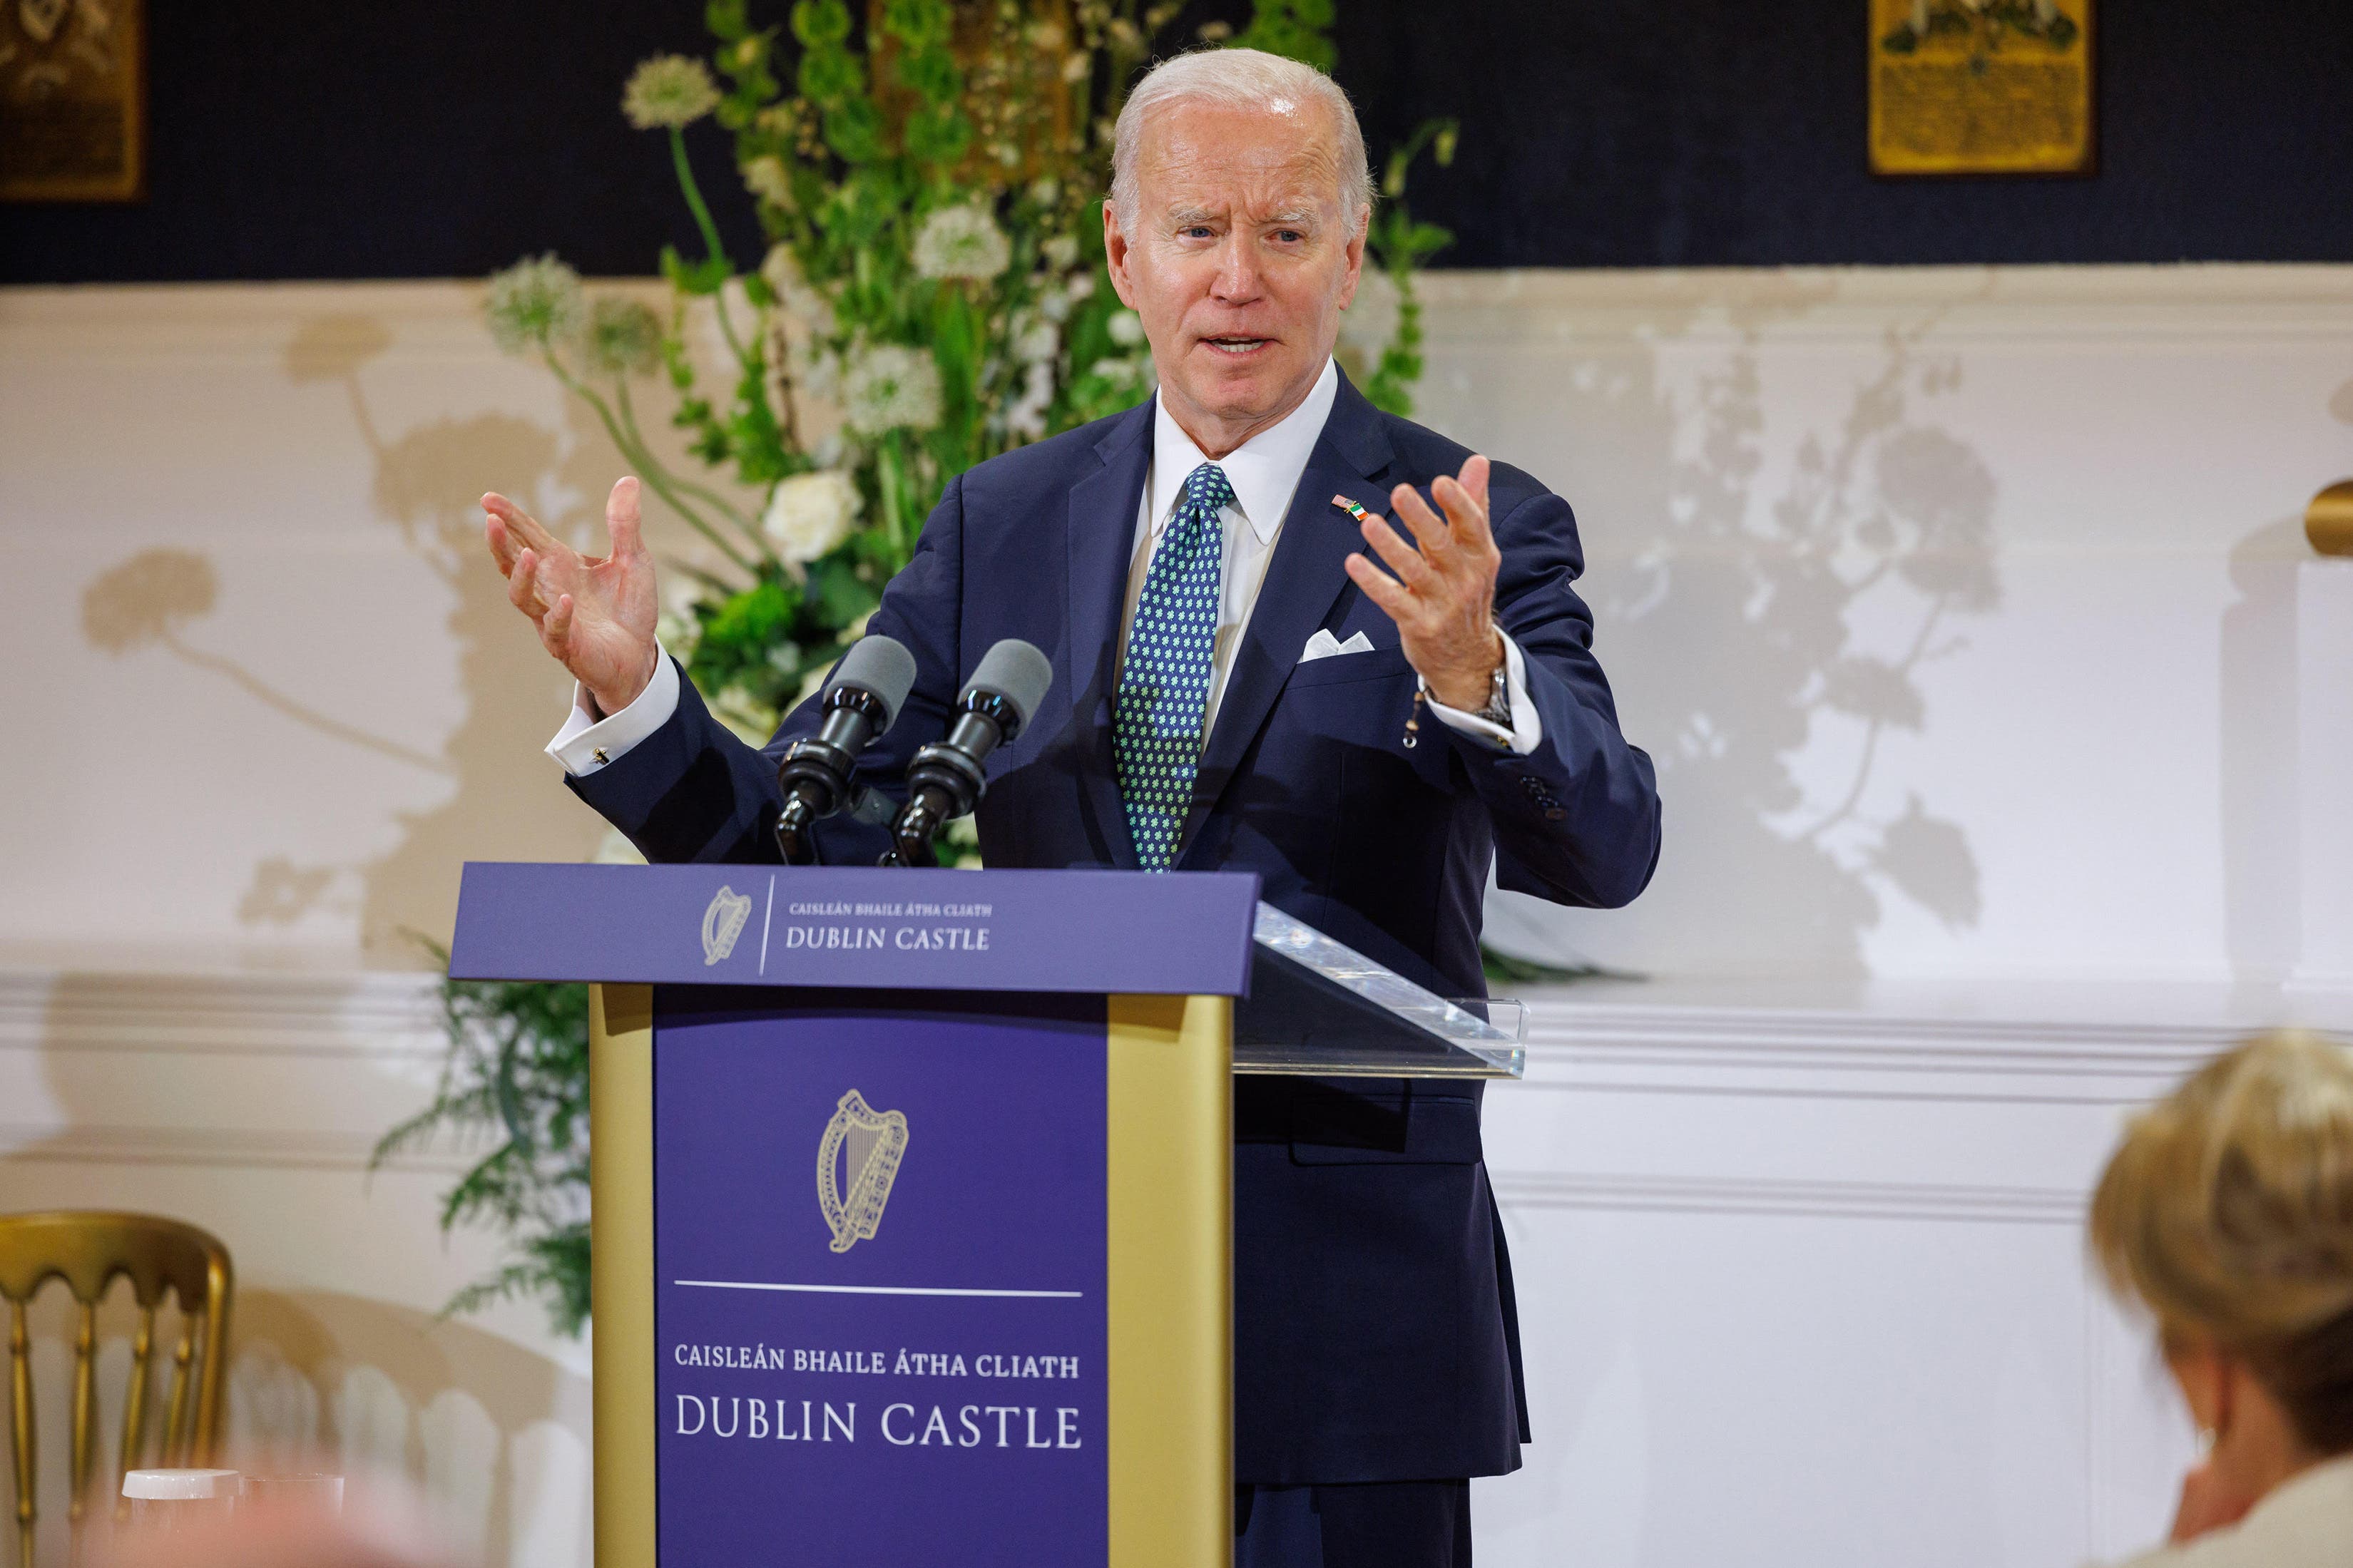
<box><xmin>424</xmin><ymin>0</ymin><xmax>1458</xmax><ymax>1338</ymax></box>
<box><xmin>487</xmin><ymin>0</ymin><xmax>1455</xmax><ymax>742</ymax></box>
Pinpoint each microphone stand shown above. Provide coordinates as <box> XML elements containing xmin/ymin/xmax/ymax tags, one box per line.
<box><xmin>889</xmin><ymin>691</ymin><xmax>1024</xmax><ymax>868</ymax></box>
<box><xmin>775</xmin><ymin>685</ymin><xmax>893</xmax><ymax>865</ymax></box>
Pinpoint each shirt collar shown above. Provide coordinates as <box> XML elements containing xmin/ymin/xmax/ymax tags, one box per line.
<box><xmin>1147</xmin><ymin>356</ymin><xmax>1340</xmax><ymax>546</ymax></box>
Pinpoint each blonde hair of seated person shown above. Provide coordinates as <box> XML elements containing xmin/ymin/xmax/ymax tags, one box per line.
<box><xmin>2090</xmin><ymin>1029</ymin><xmax>2353</xmax><ymax>1544</ymax></box>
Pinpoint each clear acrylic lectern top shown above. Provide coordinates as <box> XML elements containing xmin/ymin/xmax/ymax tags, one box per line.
<box><xmin>1238</xmin><ymin>903</ymin><xmax>1525</xmax><ymax>1080</ymax></box>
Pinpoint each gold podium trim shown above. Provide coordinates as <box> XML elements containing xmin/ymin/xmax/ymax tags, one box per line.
<box><xmin>590</xmin><ymin>983</ymin><xmax>658</xmax><ymax>1568</ymax></box>
<box><xmin>1107</xmin><ymin>994</ymin><xmax>1234</xmax><ymax>1568</ymax></box>
<box><xmin>588</xmin><ymin>984</ymin><xmax>1232</xmax><ymax>1568</ymax></box>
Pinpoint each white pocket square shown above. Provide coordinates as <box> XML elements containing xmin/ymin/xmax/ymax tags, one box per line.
<box><xmin>1299</xmin><ymin>629</ymin><xmax>1374</xmax><ymax>663</ymax></box>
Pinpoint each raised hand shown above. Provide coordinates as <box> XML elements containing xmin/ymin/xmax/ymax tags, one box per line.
<box><xmin>1342</xmin><ymin>454</ymin><xmax>1504</xmax><ymax>711</ymax></box>
<box><xmin>483</xmin><ymin>478</ymin><xmax>660</xmax><ymax>717</ymax></box>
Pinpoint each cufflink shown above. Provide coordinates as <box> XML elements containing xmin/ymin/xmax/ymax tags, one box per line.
<box><xmin>592</xmin><ymin>747</ymin><xmax>609</xmax><ymax>765</ymax></box>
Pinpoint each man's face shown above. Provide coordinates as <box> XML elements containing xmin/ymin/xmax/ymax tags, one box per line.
<box><xmin>1105</xmin><ymin>98</ymin><xmax>1365</xmax><ymax>450</ymax></box>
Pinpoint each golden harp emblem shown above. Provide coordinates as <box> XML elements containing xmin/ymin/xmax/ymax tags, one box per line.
<box><xmin>817</xmin><ymin>1090</ymin><xmax>909</xmax><ymax>1254</ymax></box>
<box><xmin>700</xmin><ymin>884</ymin><xmax>752</xmax><ymax>966</ymax></box>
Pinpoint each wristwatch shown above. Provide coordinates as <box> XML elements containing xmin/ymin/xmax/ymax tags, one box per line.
<box><xmin>1474</xmin><ymin>630</ymin><xmax>1512</xmax><ymax>730</ymax></box>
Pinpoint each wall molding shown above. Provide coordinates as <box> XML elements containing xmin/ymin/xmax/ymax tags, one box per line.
<box><xmin>1509</xmin><ymin>995</ymin><xmax>2325</xmax><ymax>1105</ymax></box>
<box><xmin>0</xmin><ymin>966</ymin><xmax>444</xmax><ymax>1061</ymax></box>
<box><xmin>7</xmin><ymin>965</ymin><xmax>2339</xmax><ymax>1081</ymax></box>
<box><xmin>6</xmin><ymin>965</ymin><xmax>2341</xmax><ymax>1219</ymax></box>
<box><xmin>0</xmin><ymin>1122</ymin><xmax>469</xmax><ymax>1174</ymax></box>
<box><xmin>1489</xmin><ymin>1170</ymin><xmax>2084</xmax><ymax>1226</ymax></box>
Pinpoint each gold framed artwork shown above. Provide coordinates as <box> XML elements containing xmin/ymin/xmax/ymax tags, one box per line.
<box><xmin>1870</xmin><ymin>0</ymin><xmax>2093</xmax><ymax>177</ymax></box>
<box><xmin>0</xmin><ymin>0</ymin><xmax>146</xmax><ymax>202</ymax></box>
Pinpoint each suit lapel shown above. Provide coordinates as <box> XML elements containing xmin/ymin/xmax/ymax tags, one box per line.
<box><xmin>1064</xmin><ymin>403</ymin><xmax>1154</xmax><ymax>868</ymax></box>
<box><xmin>1180</xmin><ymin>376</ymin><xmax>1396</xmax><ymax>855</ymax></box>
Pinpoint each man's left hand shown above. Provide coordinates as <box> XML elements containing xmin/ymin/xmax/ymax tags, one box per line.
<box><xmin>1343</xmin><ymin>454</ymin><xmax>1503</xmax><ymax>709</ymax></box>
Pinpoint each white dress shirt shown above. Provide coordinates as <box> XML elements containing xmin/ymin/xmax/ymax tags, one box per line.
<box><xmin>2093</xmin><ymin>1453</ymin><xmax>2353</xmax><ymax>1568</ymax></box>
<box><xmin>549</xmin><ymin>356</ymin><xmax>1536</xmax><ymax>776</ymax></box>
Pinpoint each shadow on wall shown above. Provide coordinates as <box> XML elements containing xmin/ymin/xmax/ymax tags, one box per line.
<box><xmin>0</xmin><ymin>1281</ymin><xmax>588</xmax><ymax>1568</ymax></box>
<box><xmin>1484</xmin><ymin>292</ymin><xmax>2001</xmax><ymax>978</ymax></box>
<box><xmin>74</xmin><ymin>314</ymin><xmax>620</xmax><ymax>965</ymax></box>
<box><xmin>227</xmin><ymin>1289</ymin><xmax>591</xmax><ymax>1565</ymax></box>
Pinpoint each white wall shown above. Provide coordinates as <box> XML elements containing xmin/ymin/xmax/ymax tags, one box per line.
<box><xmin>4</xmin><ymin>268</ymin><xmax>2351</xmax><ymax>1566</ymax></box>
<box><xmin>1402</xmin><ymin>266</ymin><xmax>2353</xmax><ymax>993</ymax></box>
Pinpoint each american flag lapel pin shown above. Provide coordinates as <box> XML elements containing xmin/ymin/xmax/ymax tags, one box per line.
<box><xmin>1333</xmin><ymin>493</ymin><xmax>1370</xmax><ymax>523</ymax></box>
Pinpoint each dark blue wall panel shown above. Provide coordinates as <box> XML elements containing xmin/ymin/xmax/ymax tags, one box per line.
<box><xmin>5</xmin><ymin>1</ymin><xmax>2349</xmax><ymax>283</ymax></box>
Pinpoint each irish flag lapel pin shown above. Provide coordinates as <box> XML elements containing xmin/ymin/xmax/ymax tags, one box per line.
<box><xmin>1333</xmin><ymin>493</ymin><xmax>1370</xmax><ymax>523</ymax></box>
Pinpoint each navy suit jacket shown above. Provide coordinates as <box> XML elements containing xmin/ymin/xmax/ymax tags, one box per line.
<box><xmin>571</xmin><ymin>369</ymin><xmax>1663</xmax><ymax>1482</ymax></box>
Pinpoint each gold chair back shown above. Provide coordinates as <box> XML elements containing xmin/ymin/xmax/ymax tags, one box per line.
<box><xmin>0</xmin><ymin>1213</ymin><xmax>233</xmax><ymax>1568</ymax></box>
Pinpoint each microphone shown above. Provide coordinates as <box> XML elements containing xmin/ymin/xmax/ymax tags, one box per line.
<box><xmin>773</xmin><ymin>634</ymin><xmax>919</xmax><ymax>865</ymax></box>
<box><xmin>888</xmin><ymin>639</ymin><xmax>1053</xmax><ymax>868</ymax></box>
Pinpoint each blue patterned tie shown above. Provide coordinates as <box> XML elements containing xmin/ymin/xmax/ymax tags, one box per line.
<box><xmin>1115</xmin><ymin>462</ymin><xmax>1234</xmax><ymax>871</ymax></box>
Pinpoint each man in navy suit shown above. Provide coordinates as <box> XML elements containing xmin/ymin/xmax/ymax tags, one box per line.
<box><xmin>484</xmin><ymin>46</ymin><xmax>1659</xmax><ymax>1568</ymax></box>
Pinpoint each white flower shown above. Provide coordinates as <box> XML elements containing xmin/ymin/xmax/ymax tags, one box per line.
<box><xmin>622</xmin><ymin>55</ymin><xmax>720</xmax><ymax>130</ymax></box>
<box><xmin>761</xmin><ymin>245</ymin><xmax>835</xmax><ymax>335</ymax></box>
<box><xmin>1002</xmin><ymin>360</ymin><xmax>1055</xmax><ymax>441</ymax></box>
<box><xmin>1066</xmin><ymin>270</ymin><xmax>1097</xmax><ymax>301</ymax></box>
<box><xmin>801</xmin><ymin>348</ymin><xmax>843</xmax><ymax>399</ymax></box>
<box><xmin>760</xmin><ymin>242</ymin><xmax>799</xmax><ymax>297</ymax></box>
<box><xmin>1038</xmin><ymin>289</ymin><xmax>1072</xmax><ymax>323</ymax></box>
<box><xmin>657</xmin><ymin>575</ymin><xmax>706</xmax><ymax>648</ymax></box>
<box><xmin>1011</xmin><ymin>316</ymin><xmax>1059</xmax><ymax>365</ymax></box>
<box><xmin>663</xmin><ymin>575</ymin><xmax>706</xmax><ymax>623</ymax></box>
<box><xmin>742</xmin><ymin>155</ymin><xmax>792</xmax><ymax>208</ymax></box>
<box><xmin>761</xmin><ymin>470</ymin><xmax>864</xmax><ymax>564</ymax></box>
<box><xmin>842</xmin><ymin>344</ymin><xmax>943</xmax><ymax>436</ymax></box>
<box><xmin>912</xmin><ymin>204</ymin><xmax>1012</xmax><ymax>282</ymax></box>
<box><xmin>1040</xmin><ymin>234</ymin><xmax>1079</xmax><ymax>270</ymax></box>
<box><xmin>1027</xmin><ymin>178</ymin><xmax>1060</xmax><ymax>207</ymax></box>
<box><xmin>486</xmin><ymin>254</ymin><xmax>586</xmax><ymax>354</ymax></box>
<box><xmin>1090</xmin><ymin>356</ymin><xmax>1150</xmax><ymax>389</ymax></box>
<box><xmin>1106</xmin><ymin>308</ymin><xmax>1145</xmax><ymax>347</ymax></box>
<box><xmin>583</xmin><ymin>296</ymin><xmax>663</xmax><ymax>376</ymax></box>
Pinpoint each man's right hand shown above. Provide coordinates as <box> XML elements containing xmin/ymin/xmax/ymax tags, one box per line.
<box><xmin>484</xmin><ymin>477</ymin><xmax>660</xmax><ymax>717</ymax></box>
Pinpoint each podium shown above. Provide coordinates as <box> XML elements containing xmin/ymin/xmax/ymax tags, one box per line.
<box><xmin>449</xmin><ymin>863</ymin><xmax>1522</xmax><ymax>1568</ymax></box>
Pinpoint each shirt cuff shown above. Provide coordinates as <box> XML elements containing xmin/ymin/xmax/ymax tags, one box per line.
<box><xmin>546</xmin><ymin>649</ymin><xmax>679</xmax><ymax>777</ymax></box>
<box><xmin>1422</xmin><ymin>631</ymin><xmax>1543</xmax><ymax>757</ymax></box>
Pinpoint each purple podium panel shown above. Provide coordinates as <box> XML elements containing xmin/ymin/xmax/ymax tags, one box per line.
<box><xmin>449</xmin><ymin>864</ymin><xmax>1258</xmax><ymax>995</ymax></box>
<box><xmin>653</xmin><ymin>986</ymin><xmax>1108</xmax><ymax>1565</ymax></box>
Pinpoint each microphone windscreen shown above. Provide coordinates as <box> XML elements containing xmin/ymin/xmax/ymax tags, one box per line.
<box><xmin>829</xmin><ymin>634</ymin><xmax>919</xmax><ymax>728</ymax></box>
<box><xmin>966</xmin><ymin>638</ymin><xmax>1054</xmax><ymax>726</ymax></box>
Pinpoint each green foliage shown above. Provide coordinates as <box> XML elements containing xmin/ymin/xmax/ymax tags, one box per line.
<box><xmin>373</xmin><ymin>950</ymin><xmax>593</xmax><ymax>1337</ymax></box>
<box><xmin>1362</xmin><ymin>119</ymin><xmax>1456</xmax><ymax>418</ymax></box>
<box><xmin>1233</xmin><ymin>0</ymin><xmax>1337</xmax><ymax>70</ymax></box>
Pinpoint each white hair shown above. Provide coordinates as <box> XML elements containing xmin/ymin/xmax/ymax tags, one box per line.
<box><xmin>1109</xmin><ymin>48</ymin><xmax>1375</xmax><ymax>238</ymax></box>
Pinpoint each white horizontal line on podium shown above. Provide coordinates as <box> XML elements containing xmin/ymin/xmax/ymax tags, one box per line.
<box><xmin>673</xmin><ymin>1279</ymin><xmax>1083</xmax><ymax>1298</ymax></box>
